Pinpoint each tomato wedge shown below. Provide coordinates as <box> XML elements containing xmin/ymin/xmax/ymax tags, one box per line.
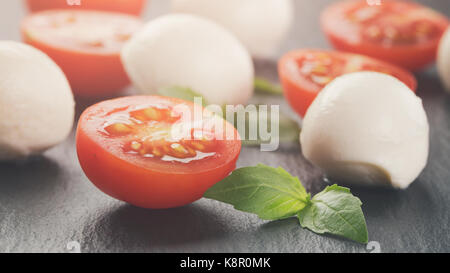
<box><xmin>21</xmin><ymin>10</ymin><xmax>142</xmax><ymax>97</ymax></box>
<box><xmin>321</xmin><ymin>0</ymin><xmax>449</xmax><ymax>71</ymax></box>
<box><xmin>278</xmin><ymin>49</ymin><xmax>417</xmax><ymax>117</ymax></box>
<box><xmin>25</xmin><ymin>0</ymin><xmax>146</xmax><ymax>16</ymax></box>
<box><xmin>76</xmin><ymin>96</ymin><xmax>241</xmax><ymax>209</ymax></box>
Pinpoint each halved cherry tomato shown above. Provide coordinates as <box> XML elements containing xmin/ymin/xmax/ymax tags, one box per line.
<box><xmin>21</xmin><ymin>10</ymin><xmax>142</xmax><ymax>97</ymax></box>
<box><xmin>76</xmin><ymin>96</ymin><xmax>241</xmax><ymax>209</ymax></box>
<box><xmin>321</xmin><ymin>0</ymin><xmax>449</xmax><ymax>71</ymax></box>
<box><xmin>278</xmin><ymin>49</ymin><xmax>417</xmax><ymax>117</ymax></box>
<box><xmin>26</xmin><ymin>0</ymin><xmax>146</xmax><ymax>16</ymax></box>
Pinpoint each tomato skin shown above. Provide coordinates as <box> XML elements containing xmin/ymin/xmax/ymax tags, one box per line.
<box><xmin>321</xmin><ymin>0</ymin><xmax>449</xmax><ymax>71</ymax></box>
<box><xmin>278</xmin><ymin>49</ymin><xmax>417</xmax><ymax>117</ymax></box>
<box><xmin>21</xmin><ymin>10</ymin><xmax>142</xmax><ymax>98</ymax></box>
<box><xmin>280</xmin><ymin>73</ymin><xmax>317</xmax><ymax>119</ymax></box>
<box><xmin>26</xmin><ymin>0</ymin><xmax>146</xmax><ymax>16</ymax></box>
<box><xmin>76</xmin><ymin>96</ymin><xmax>241</xmax><ymax>209</ymax></box>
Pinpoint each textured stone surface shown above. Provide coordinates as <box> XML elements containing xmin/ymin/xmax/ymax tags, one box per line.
<box><xmin>0</xmin><ymin>0</ymin><xmax>449</xmax><ymax>253</ymax></box>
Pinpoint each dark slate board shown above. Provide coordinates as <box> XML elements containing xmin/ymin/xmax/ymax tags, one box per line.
<box><xmin>0</xmin><ymin>0</ymin><xmax>449</xmax><ymax>253</ymax></box>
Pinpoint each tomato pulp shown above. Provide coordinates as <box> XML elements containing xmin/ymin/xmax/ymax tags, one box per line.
<box><xmin>26</xmin><ymin>0</ymin><xmax>146</xmax><ymax>16</ymax></box>
<box><xmin>278</xmin><ymin>49</ymin><xmax>417</xmax><ymax>117</ymax></box>
<box><xmin>321</xmin><ymin>0</ymin><xmax>449</xmax><ymax>71</ymax></box>
<box><xmin>76</xmin><ymin>96</ymin><xmax>241</xmax><ymax>209</ymax></box>
<box><xmin>21</xmin><ymin>10</ymin><xmax>142</xmax><ymax>97</ymax></box>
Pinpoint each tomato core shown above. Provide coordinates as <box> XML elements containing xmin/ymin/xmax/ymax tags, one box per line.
<box><xmin>23</xmin><ymin>10</ymin><xmax>140</xmax><ymax>54</ymax></box>
<box><xmin>294</xmin><ymin>51</ymin><xmax>416</xmax><ymax>90</ymax></box>
<box><xmin>102</xmin><ymin>106</ymin><xmax>218</xmax><ymax>161</ymax></box>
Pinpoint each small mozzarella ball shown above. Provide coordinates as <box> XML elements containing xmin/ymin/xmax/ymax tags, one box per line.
<box><xmin>0</xmin><ymin>41</ymin><xmax>75</xmax><ymax>160</ymax></box>
<box><xmin>121</xmin><ymin>14</ymin><xmax>254</xmax><ymax>106</ymax></box>
<box><xmin>301</xmin><ymin>72</ymin><xmax>429</xmax><ymax>189</ymax></box>
<box><xmin>171</xmin><ymin>0</ymin><xmax>294</xmax><ymax>59</ymax></box>
<box><xmin>438</xmin><ymin>27</ymin><xmax>450</xmax><ymax>92</ymax></box>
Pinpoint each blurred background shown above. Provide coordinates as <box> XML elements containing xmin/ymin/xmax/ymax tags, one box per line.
<box><xmin>1</xmin><ymin>0</ymin><xmax>450</xmax><ymax>253</ymax></box>
<box><xmin>3</xmin><ymin>0</ymin><xmax>447</xmax><ymax>59</ymax></box>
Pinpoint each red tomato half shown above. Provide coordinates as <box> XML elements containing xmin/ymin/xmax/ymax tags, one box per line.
<box><xmin>76</xmin><ymin>96</ymin><xmax>241</xmax><ymax>209</ymax></box>
<box><xmin>21</xmin><ymin>10</ymin><xmax>142</xmax><ymax>97</ymax></box>
<box><xmin>26</xmin><ymin>0</ymin><xmax>146</xmax><ymax>16</ymax></box>
<box><xmin>278</xmin><ymin>49</ymin><xmax>417</xmax><ymax>117</ymax></box>
<box><xmin>321</xmin><ymin>0</ymin><xmax>449</xmax><ymax>71</ymax></box>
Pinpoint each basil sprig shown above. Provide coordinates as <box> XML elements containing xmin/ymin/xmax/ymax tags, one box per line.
<box><xmin>205</xmin><ymin>164</ymin><xmax>369</xmax><ymax>244</ymax></box>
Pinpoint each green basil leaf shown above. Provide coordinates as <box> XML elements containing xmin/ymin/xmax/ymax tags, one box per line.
<box><xmin>158</xmin><ymin>86</ymin><xmax>208</xmax><ymax>106</ymax></box>
<box><xmin>254</xmin><ymin>77</ymin><xmax>283</xmax><ymax>95</ymax></box>
<box><xmin>204</xmin><ymin>164</ymin><xmax>310</xmax><ymax>220</ymax></box>
<box><xmin>298</xmin><ymin>185</ymin><xmax>369</xmax><ymax>244</ymax></box>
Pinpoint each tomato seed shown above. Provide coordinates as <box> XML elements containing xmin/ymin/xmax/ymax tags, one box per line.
<box><xmin>105</xmin><ymin>123</ymin><xmax>132</xmax><ymax>136</ymax></box>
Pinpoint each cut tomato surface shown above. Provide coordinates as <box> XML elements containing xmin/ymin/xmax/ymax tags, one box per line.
<box><xmin>21</xmin><ymin>10</ymin><xmax>142</xmax><ymax>97</ymax></box>
<box><xmin>76</xmin><ymin>96</ymin><xmax>241</xmax><ymax>209</ymax></box>
<box><xmin>26</xmin><ymin>0</ymin><xmax>146</xmax><ymax>16</ymax></box>
<box><xmin>278</xmin><ymin>49</ymin><xmax>417</xmax><ymax>117</ymax></box>
<box><xmin>321</xmin><ymin>0</ymin><xmax>449</xmax><ymax>71</ymax></box>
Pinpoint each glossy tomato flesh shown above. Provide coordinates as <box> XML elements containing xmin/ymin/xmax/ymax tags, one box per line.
<box><xmin>26</xmin><ymin>0</ymin><xmax>146</xmax><ymax>16</ymax></box>
<box><xmin>279</xmin><ymin>49</ymin><xmax>417</xmax><ymax>117</ymax></box>
<box><xmin>21</xmin><ymin>10</ymin><xmax>142</xmax><ymax>97</ymax></box>
<box><xmin>76</xmin><ymin>96</ymin><xmax>241</xmax><ymax>209</ymax></box>
<box><xmin>321</xmin><ymin>0</ymin><xmax>449</xmax><ymax>71</ymax></box>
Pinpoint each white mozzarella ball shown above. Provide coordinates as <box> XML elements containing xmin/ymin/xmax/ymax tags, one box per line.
<box><xmin>0</xmin><ymin>41</ymin><xmax>75</xmax><ymax>160</ymax></box>
<box><xmin>438</xmin><ymin>27</ymin><xmax>450</xmax><ymax>92</ymax></box>
<box><xmin>121</xmin><ymin>14</ymin><xmax>254</xmax><ymax>106</ymax></box>
<box><xmin>300</xmin><ymin>72</ymin><xmax>429</xmax><ymax>189</ymax></box>
<box><xmin>171</xmin><ymin>0</ymin><xmax>294</xmax><ymax>59</ymax></box>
